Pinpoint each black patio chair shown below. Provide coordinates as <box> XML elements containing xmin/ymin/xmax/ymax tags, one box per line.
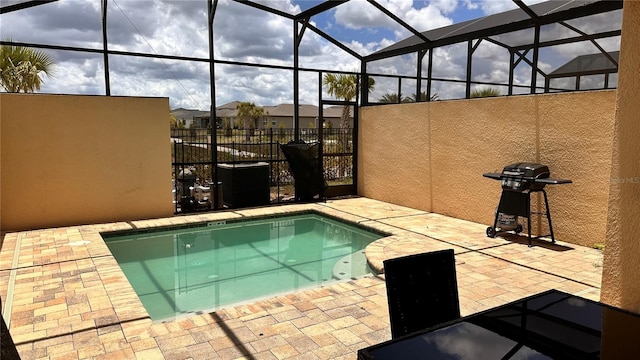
<box><xmin>280</xmin><ymin>140</ymin><xmax>327</xmax><ymax>202</ymax></box>
<box><xmin>383</xmin><ymin>249</ymin><xmax>461</xmax><ymax>338</ymax></box>
<box><xmin>2</xmin><ymin>309</ymin><xmax>21</xmax><ymax>360</ymax></box>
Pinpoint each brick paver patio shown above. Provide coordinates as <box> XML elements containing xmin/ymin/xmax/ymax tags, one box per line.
<box><xmin>0</xmin><ymin>197</ymin><xmax>603</xmax><ymax>359</ymax></box>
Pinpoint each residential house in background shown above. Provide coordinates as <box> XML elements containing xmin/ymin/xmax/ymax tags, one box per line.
<box><xmin>171</xmin><ymin>108</ymin><xmax>209</xmax><ymax>128</ymax></box>
<box><xmin>181</xmin><ymin>101</ymin><xmax>353</xmax><ymax>130</ymax></box>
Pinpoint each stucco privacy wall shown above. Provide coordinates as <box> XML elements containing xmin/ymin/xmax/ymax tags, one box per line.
<box><xmin>358</xmin><ymin>90</ymin><xmax>616</xmax><ymax>248</ymax></box>
<box><xmin>0</xmin><ymin>94</ymin><xmax>173</xmax><ymax>231</ymax></box>
<box><xmin>601</xmin><ymin>0</ymin><xmax>640</xmax><ymax>313</ymax></box>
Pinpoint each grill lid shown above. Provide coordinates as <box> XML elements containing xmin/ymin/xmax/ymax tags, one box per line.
<box><xmin>483</xmin><ymin>162</ymin><xmax>572</xmax><ymax>191</ymax></box>
<box><xmin>502</xmin><ymin>162</ymin><xmax>550</xmax><ymax>179</ymax></box>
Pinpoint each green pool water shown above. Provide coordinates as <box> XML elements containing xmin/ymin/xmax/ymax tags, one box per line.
<box><xmin>104</xmin><ymin>213</ymin><xmax>385</xmax><ymax>321</ymax></box>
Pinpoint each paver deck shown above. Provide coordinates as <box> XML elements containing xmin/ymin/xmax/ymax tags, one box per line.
<box><xmin>0</xmin><ymin>197</ymin><xmax>603</xmax><ymax>359</ymax></box>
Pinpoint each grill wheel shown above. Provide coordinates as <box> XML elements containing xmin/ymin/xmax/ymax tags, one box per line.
<box><xmin>486</xmin><ymin>227</ymin><xmax>496</xmax><ymax>238</ymax></box>
<box><xmin>486</xmin><ymin>224</ymin><xmax>523</xmax><ymax>238</ymax></box>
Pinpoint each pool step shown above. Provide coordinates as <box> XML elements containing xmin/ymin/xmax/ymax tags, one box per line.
<box><xmin>332</xmin><ymin>250</ymin><xmax>372</xmax><ymax>281</ymax></box>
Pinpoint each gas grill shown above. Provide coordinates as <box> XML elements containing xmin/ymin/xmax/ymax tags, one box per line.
<box><xmin>483</xmin><ymin>162</ymin><xmax>572</xmax><ymax>247</ymax></box>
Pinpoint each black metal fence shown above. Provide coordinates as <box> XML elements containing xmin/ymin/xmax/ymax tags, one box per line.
<box><xmin>171</xmin><ymin>127</ymin><xmax>354</xmax><ymax>213</ymax></box>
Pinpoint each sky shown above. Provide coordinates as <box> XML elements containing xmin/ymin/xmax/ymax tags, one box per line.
<box><xmin>0</xmin><ymin>0</ymin><xmax>622</xmax><ymax>110</ymax></box>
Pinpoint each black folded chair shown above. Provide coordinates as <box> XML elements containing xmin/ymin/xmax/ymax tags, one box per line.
<box><xmin>383</xmin><ymin>249</ymin><xmax>461</xmax><ymax>338</ymax></box>
<box><xmin>2</xmin><ymin>312</ymin><xmax>21</xmax><ymax>360</ymax></box>
<box><xmin>280</xmin><ymin>140</ymin><xmax>327</xmax><ymax>202</ymax></box>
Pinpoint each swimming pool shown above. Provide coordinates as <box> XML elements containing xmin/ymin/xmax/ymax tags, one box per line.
<box><xmin>104</xmin><ymin>212</ymin><xmax>386</xmax><ymax>321</ymax></box>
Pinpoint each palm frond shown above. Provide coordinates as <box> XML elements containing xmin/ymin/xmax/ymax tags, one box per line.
<box><xmin>0</xmin><ymin>40</ymin><xmax>55</xmax><ymax>92</ymax></box>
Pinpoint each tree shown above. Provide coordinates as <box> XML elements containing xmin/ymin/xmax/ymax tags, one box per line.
<box><xmin>323</xmin><ymin>73</ymin><xmax>375</xmax><ymax>128</ymax></box>
<box><xmin>0</xmin><ymin>42</ymin><xmax>54</xmax><ymax>93</ymax></box>
<box><xmin>170</xmin><ymin>113</ymin><xmax>185</xmax><ymax>129</ymax></box>
<box><xmin>378</xmin><ymin>91</ymin><xmax>439</xmax><ymax>104</ymax></box>
<box><xmin>236</xmin><ymin>102</ymin><xmax>268</xmax><ymax>141</ymax></box>
<box><xmin>378</xmin><ymin>93</ymin><xmax>404</xmax><ymax>104</ymax></box>
<box><xmin>470</xmin><ymin>87</ymin><xmax>501</xmax><ymax>98</ymax></box>
<box><xmin>409</xmin><ymin>91</ymin><xmax>439</xmax><ymax>102</ymax></box>
<box><xmin>222</xmin><ymin>117</ymin><xmax>233</xmax><ymax>137</ymax></box>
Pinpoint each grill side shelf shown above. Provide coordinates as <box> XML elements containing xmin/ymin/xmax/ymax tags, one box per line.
<box><xmin>483</xmin><ymin>173</ymin><xmax>572</xmax><ymax>185</ymax></box>
<box><xmin>483</xmin><ymin>173</ymin><xmax>504</xmax><ymax>180</ymax></box>
<box><xmin>534</xmin><ymin>178</ymin><xmax>572</xmax><ymax>185</ymax></box>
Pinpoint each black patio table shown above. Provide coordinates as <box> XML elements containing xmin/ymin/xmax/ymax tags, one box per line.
<box><xmin>358</xmin><ymin>289</ymin><xmax>640</xmax><ymax>360</ymax></box>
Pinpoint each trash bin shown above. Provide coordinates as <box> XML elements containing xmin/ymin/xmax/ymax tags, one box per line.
<box><xmin>217</xmin><ymin>162</ymin><xmax>270</xmax><ymax>208</ymax></box>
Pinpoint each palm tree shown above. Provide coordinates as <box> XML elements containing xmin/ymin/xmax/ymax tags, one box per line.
<box><xmin>470</xmin><ymin>87</ymin><xmax>501</xmax><ymax>98</ymax></box>
<box><xmin>236</xmin><ymin>101</ymin><xmax>267</xmax><ymax>141</ymax></box>
<box><xmin>0</xmin><ymin>42</ymin><xmax>54</xmax><ymax>93</ymax></box>
<box><xmin>379</xmin><ymin>91</ymin><xmax>439</xmax><ymax>103</ymax></box>
<box><xmin>409</xmin><ymin>91</ymin><xmax>439</xmax><ymax>102</ymax></box>
<box><xmin>323</xmin><ymin>73</ymin><xmax>375</xmax><ymax>128</ymax></box>
<box><xmin>378</xmin><ymin>93</ymin><xmax>403</xmax><ymax>104</ymax></box>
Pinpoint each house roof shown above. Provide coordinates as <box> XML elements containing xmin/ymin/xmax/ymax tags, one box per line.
<box><xmin>263</xmin><ymin>104</ymin><xmax>349</xmax><ymax>119</ymax></box>
<box><xmin>263</xmin><ymin>104</ymin><xmax>318</xmax><ymax>117</ymax></box>
<box><xmin>171</xmin><ymin>108</ymin><xmax>209</xmax><ymax>120</ymax></box>
<box><xmin>323</xmin><ymin>106</ymin><xmax>351</xmax><ymax>118</ymax></box>
<box><xmin>215</xmin><ymin>101</ymin><xmax>242</xmax><ymax>118</ymax></box>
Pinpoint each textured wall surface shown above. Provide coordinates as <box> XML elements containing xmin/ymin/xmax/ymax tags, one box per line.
<box><xmin>601</xmin><ymin>1</ymin><xmax>640</xmax><ymax>313</ymax></box>
<box><xmin>359</xmin><ymin>90</ymin><xmax>617</xmax><ymax>247</ymax></box>
<box><xmin>358</xmin><ymin>103</ymin><xmax>432</xmax><ymax>211</ymax></box>
<box><xmin>1</xmin><ymin>94</ymin><xmax>172</xmax><ymax>231</ymax></box>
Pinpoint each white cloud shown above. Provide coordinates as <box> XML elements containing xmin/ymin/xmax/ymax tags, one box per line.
<box><xmin>249</xmin><ymin>0</ymin><xmax>301</xmax><ymax>14</ymax></box>
<box><xmin>334</xmin><ymin>0</ymin><xmax>403</xmax><ymax>30</ymax></box>
<box><xmin>476</xmin><ymin>0</ymin><xmax>517</xmax><ymax>15</ymax></box>
<box><xmin>403</xmin><ymin>4</ymin><xmax>455</xmax><ymax>32</ymax></box>
<box><xmin>213</xmin><ymin>1</ymin><xmax>294</xmax><ymax>63</ymax></box>
<box><xmin>429</xmin><ymin>0</ymin><xmax>459</xmax><ymax>14</ymax></box>
<box><xmin>462</xmin><ymin>0</ymin><xmax>478</xmax><ymax>11</ymax></box>
<box><xmin>334</xmin><ymin>0</ymin><xmax>454</xmax><ymax>34</ymax></box>
<box><xmin>475</xmin><ymin>0</ymin><xmax>550</xmax><ymax>16</ymax></box>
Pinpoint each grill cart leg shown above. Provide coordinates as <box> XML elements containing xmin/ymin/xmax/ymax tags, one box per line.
<box><xmin>527</xmin><ymin>211</ymin><xmax>532</xmax><ymax>247</ymax></box>
<box><xmin>542</xmin><ymin>189</ymin><xmax>556</xmax><ymax>243</ymax></box>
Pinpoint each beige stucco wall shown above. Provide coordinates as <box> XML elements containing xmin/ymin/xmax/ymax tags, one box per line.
<box><xmin>359</xmin><ymin>90</ymin><xmax>616</xmax><ymax>248</ymax></box>
<box><xmin>0</xmin><ymin>94</ymin><xmax>173</xmax><ymax>231</ymax></box>
<box><xmin>600</xmin><ymin>1</ymin><xmax>640</xmax><ymax>313</ymax></box>
<box><xmin>358</xmin><ymin>103</ymin><xmax>432</xmax><ymax>212</ymax></box>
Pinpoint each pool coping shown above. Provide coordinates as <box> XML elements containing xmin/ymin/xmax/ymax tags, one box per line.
<box><xmin>100</xmin><ymin>208</ymin><xmax>394</xmax><ymax>322</ymax></box>
<box><xmin>100</xmin><ymin>209</ymin><xmax>392</xmax><ymax>240</ymax></box>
